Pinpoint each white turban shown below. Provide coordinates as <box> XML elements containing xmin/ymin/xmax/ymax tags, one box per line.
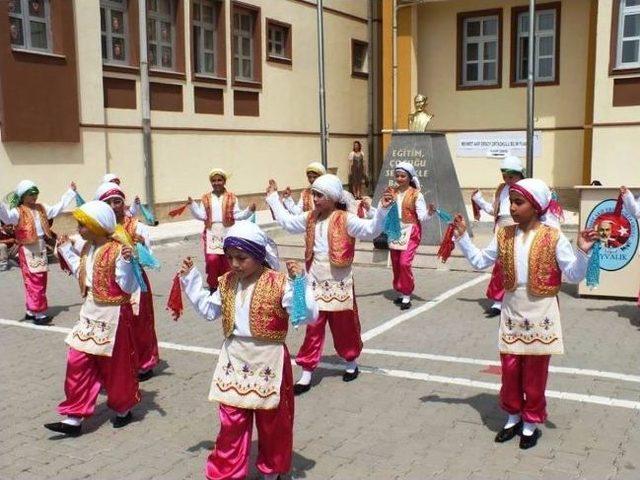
<box><xmin>510</xmin><ymin>178</ymin><xmax>552</xmax><ymax>218</ymax></box>
<box><xmin>72</xmin><ymin>200</ymin><xmax>117</xmax><ymax>236</ymax></box>
<box><xmin>500</xmin><ymin>156</ymin><xmax>525</xmax><ymax>173</ymax></box>
<box><xmin>94</xmin><ymin>182</ymin><xmax>125</xmax><ymax>201</ymax></box>
<box><xmin>209</xmin><ymin>168</ymin><xmax>228</xmax><ymax>180</ymax></box>
<box><xmin>16</xmin><ymin>180</ymin><xmax>38</xmax><ymax>197</ymax></box>
<box><xmin>306</xmin><ymin>162</ymin><xmax>326</xmax><ymax>176</ymax></box>
<box><xmin>395</xmin><ymin>161</ymin><xmax>421</xmax><ymax>190</ymax></box>
<box><xmin>102</xmin><ymin>173</ymin><xmax>120</xmax><ymax>184</ymax></box>
<box><xmin>224</xmin><ymin>221</ymin><xmax>280</xmax><ymax>270</ymax></box>
<box><xmin>311</xmin><ymin>174</ymin><xmax>344</xmax><ymax>202</ymax></box>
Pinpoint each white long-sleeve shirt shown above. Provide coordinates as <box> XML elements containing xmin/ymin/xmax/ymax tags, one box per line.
<box><xmin>189</xmin><ymin>192</ymin><xmax>253</xmax><ymax>223</ymax></box>
<box><xmin>181</xmin><ymin>267</ymin><xmax>319</xmax><ymax>334</ymax></box>
<box><xmin>394</xmin><ymin>190</ymin><xmax>433</xmax><ymax>223</ymax></box>
<box><xmin>58</xmin><ymin>241</ymin><xmax>137</xmax><ymax>294</ymax></box>
<box><xmin>623</xmin><ymin>190</ymin><xmax>640</xmax><ymax>219</ymax></box>
<box><xmin>472</xmin><ymin>186</ymin><xmax>510</xmax><ymax>219</ymax></box>
<box><xmin>266</xmin><ymin>191</ymin><xmax>389</xmax><ymax>254</ymax></box>
<box><xmin>0</xmin><ymin>189</ymin><xmax>76</xmax><ymax>236</ymax></box>
<box><xmin>455</xmin><ymin>229</ymin><xmax>590</xmax><ymax>285</ymax></box>
<box><xmin>283</xmin><ymin>195</ymin><xmax>304</xmax><ymax>216</ymax></box>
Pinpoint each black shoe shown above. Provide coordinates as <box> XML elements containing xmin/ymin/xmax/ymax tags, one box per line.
<box><xmin>519</xmin><ymin>429</ymin><xmax>541</xmax><ymax>449</ymax></box>
<box><xmin>393</xmin><ymin>297</ymin><xmax>403</xmax><ymax>305</ymax></box>
<box><xmin>138</xmin><ymin>369</ymin><xmax>154</xmax><ymax>382</ymax></box>
<box><xmin>112</xmin><ymin>412</ymin><xmax>133</xmax><ymax>429</ymax></box>
<box><xmin>485</xmin><ymin>307</ymin><xmax>501</xmax><ymax>318</ymax></box>
<box><xmin>494</xmin><ymin>421</ymin><xmax>522</xmax><ymax>443</ymax></box>
<box><xmin>44</xmin><ymin>422</ymin><xmax>82</xmax><ymax>437</ymax></box>
<box><xmin>33</xmin><ymin>316</ymin><xmax>52</xmax><ymax>325</ymax></box>
<box><xmin>343</xmin><ymin>367</ymin><xmax>359</xmax><ymax>382</ymax></box>
<box><xmin>400</xmin><ymin>301</ymin><xmax>412</xmax><ymax>310</ymax></box>
<box><xmin>293</xmin><ymin>383</ymin><xmax>311</xmax><ymax>396</ymax></box>
<box><xmin>25</xmin><ymin>313</ymin><xmax>35</xmax><ymax>321</ymax></box>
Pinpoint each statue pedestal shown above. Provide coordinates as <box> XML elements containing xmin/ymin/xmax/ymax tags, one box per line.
<box><xmin>373</xmin><ymin>132</ymin><xmax>472</xmax><ymax>245</ymax></box>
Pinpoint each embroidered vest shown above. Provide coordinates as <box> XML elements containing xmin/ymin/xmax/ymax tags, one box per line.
<box><xmin>493</xmin><ymin>183</ymin><xmax>507</xmax><ymax>218</ymax></box>
<box><xmin>78</xmin><ymin>241</ymin><xmax>131</xmax><ymax>305</ymax></box>
<box><xmin>122</xmin><ymin>216</ymin><xmax>138</xmax><ymax>240</ymax></box>
<box><xmin>497</xmin><ymin>224</ymin><xmax>562</xmax><ymax>297</ymax></box>
<box><xmin>15</xmin><ymin>204</ymin><xmax>52</xmax><ymax>244</ymax></box>
<box><xmin>395</xmin><ymin>187</ymin><xmax>419</xmax><ymax>224</ymax></box>
<box><xmin>202</xmin><ymin>191</ymin><xmax>236</xmax><ymax>230</ymax></box>
<box><xmin>218</xmin><ymin>269</ymin><xmax>289</xmax><ymax>343</ymax></box>
<box><xmin>300</xmin><ymin>188</ymin><xmax>314</xmax><ymax>212</ymax></box>
<box><xmin>304</xmin><ymin>210</ymin><xmax>355</xmax><ymax>268</ymax></box>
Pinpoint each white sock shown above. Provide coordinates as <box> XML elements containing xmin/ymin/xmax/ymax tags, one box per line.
<box><xmin>26</xmin><ymin>309</ymin><xmax>34</xmax><ymax>316</ymax></box>
<box><xmin>504</xmin><ymin>413</ymin><xmax>521</xmax><ymax>429</ymax></box>
<box><xmin>263</xmin><ymin>474</ymin><xmax>279</xmax><ymax>480</ymax></box>
<box><xmin>297</xmin><ymin>370</ymin><xmax>312</xmax><ymax>386</ymax></box>
<box><xmin>491</xmin><ymin>301</ymin><xmax>502</xmax><ymax>310</ymax></box>
<box><xmin>402</xmin><ymin>295</ymin><xmax>411</xmax><ymax>304</ymax></box>
<box><xmin>522</xmin><ymin>421</ymin><xmax>537</xmax><ymax>436</ymax></box>
<box><xmin>345</xmin><ymin>360</ymin><xmax>357</xmax><ymax>373</ymax></box>
<box><xmin>34</xmin><ymin>312</ymin><xmax>47</xmax><ymax>319</ymax></box>
<box><xmin>62</xmin><ymin>416</ymin><xmax>82</xmax><ymax>427</ymax></box>
<box><xmin>116</xmin><ymin>410</ymin><xmax>130</xmax><ymax>418</ymax></box>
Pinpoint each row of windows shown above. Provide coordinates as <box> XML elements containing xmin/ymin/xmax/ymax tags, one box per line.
<box><xmin>8</xmin><ymin>0</ymin><xmax>369</xmax><ymax>84</ymax></box>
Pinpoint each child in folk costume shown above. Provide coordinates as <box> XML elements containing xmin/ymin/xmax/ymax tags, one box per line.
<box><xmin>470</xmin><ymin>156</ymin><xmax>526</xmax><ymax>318</ymax></box>
<box><xmin>281</xmin><ymin>161</ymin><xmax>326</xmax><ymax>215</ymax></box>
<box><xmin>0</xmin><ymin>180</ymin><xmax>77</xmax><ymax>324</ymax></box>
<box><xmin>621</xmin><ymin>185</ymin><xmax>640</xmax><ymax>306</ymax></box>
<box><xmin>94</xmin><ymin>182</ymin><xmax>159</xmax><ymax>381</ymax></box>
<box><xmin>188</xmin><ymin>168</ymin><xmax>256</xmax><ymax>291</ymax></box>
<box><xmin>101</xmin><ymin>173</ymin><xmax>141</xmax><ymax>218</ymax></box>
<box><xmin>388</xmin><ymin>162</ymin><xmax>436</xmax><ymax>310</ymax></box>
<box><xmin>178</xmin><ymin>222</ymin><xmax>318</xmax><ymax>480</ymax></box>
<box><xmin>266</xmin><ymin>174</ymin><xmax>393</xmax><ymax>395</ymax></box>
<box><xmin>454</xmin><ymin>178</ymin><xmax>597</xmax><ymax>449</ymax></box>
<box><xmin>45</xmin><ymin>201</ymin><xmax>140</xmax><ymax>436</ymax></box>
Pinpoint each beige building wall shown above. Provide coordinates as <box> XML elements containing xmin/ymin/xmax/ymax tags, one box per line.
<box><xmin>412</xmin><ymin>0</ymin><xmax>591</xmax><ymax>189</ymax></box>
<box><xmin>590</xmin><ymin>0</ymin><xmax>640</xmax><ymax>186</ymax></box>
<box><xmin>0</xmin><ymin>0</ymin><xmax>370</xmax><ymax>206</ymax></box>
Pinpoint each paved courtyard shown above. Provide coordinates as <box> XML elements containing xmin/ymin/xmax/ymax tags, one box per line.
<box><xmin>1</xmin><ymin>235</ymin><xmax>639</xmax><ymax>480</ymax></box>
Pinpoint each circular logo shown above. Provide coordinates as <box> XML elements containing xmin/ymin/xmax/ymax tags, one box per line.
<box><xmin>585</xmin><ymin>199</ymin><xmax>639</xmax><ymax>272</ymax></box>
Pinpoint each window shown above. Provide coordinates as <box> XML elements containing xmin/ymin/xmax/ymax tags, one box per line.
<box><xmin>511</xmin><ymin>3</ymin><xmax>561</xmax><ymax>85</ymax></box>
<box><xmin>266</xmin><ymin>19</ymin><xmax>291</xmax><ymax>64</ymax></box>
<box><xmin>147</xmin><ymin>0</ymin><xmax>175</xmax><ymax>70</ymax></box>
<box><xmin>231</xmin><ymin>3</ymin><xmax>260</xmax><ymax>85</ymax></box>
<box><xmin>8</xmin><ymin>0</ymin><xmax>51</xmax><ymax>52</ymax></box>
<box><xmin>101</xmin><ymin>0</ymin><xmax>128</xmax><ymax>64</ymax></box>
<box><xmin>192</xmin><ymin>0</ymin><xmax>217</xmax><ymax>75</ymax></box>
<box><xmin>351</xmin><ymin>39</ymin><xmax>368</xmax><ymax>78</ymax></box>
<box><xmin>456</xmin><ymin>9</ymin><xmax>502</xmax><ymax>89</ymax></box>
<box><xmin>615</xmin><ymin>0</ymin><xmax>640</xmax><ymax>70</ymax></box>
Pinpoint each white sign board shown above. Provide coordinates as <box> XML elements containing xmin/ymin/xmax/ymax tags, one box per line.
<box><xmin>456</xmin><ymin>131</ymin><xmax>542</xmax><ymax>158</ymax></box>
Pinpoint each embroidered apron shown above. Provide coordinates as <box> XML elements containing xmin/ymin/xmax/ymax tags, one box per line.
<box><xmin>309</xmin><ymin>256</ymin><xmax>354</xmax><ymax>311</ymax></box>
<box><xmin>21</xmin><ymin>240</ymin><xmax>48</xmax><ymax>273</ymax></box>
<box><xmin>499</xmin><ymin>287</ymin><xmax>563</xmax><ymax>355</ymax></box>
<box><xmin>205</xmin><ymin>223</ymin><xmax>225</xmax><ymax>255</ymax></box>
<box><xmin>388</xmin><ymin>223</ymin><xmax>412</xmax><ymax>251</ymax></box>
<box><xmin>209</xmin><ymin>336</ymin><xmax>284</xmax><ymax>410</ymax></box>
<box><xmin>65</xmin><ymin>292</ymin><xmax>121</xmax><ymax>357</ymax></box>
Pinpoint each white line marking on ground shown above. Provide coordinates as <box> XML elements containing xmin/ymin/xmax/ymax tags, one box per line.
<box><xmin>360</xmin><ymin>273</ymin><xmax>491</xmax><ymax>342</ymax></box>
<box><xmin>3</xmin><ymin>317</ymin><xmax>639</xmax><ymax>411</ymax></box>
<box><xmin>361</xmin><ymin>348</ymin><xmax>640</xmax><ymax>384</ymax></box>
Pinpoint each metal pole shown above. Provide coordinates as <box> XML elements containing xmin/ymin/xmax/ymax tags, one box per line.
<box><xmin>139</xmin><ymin>0</ymin><xmax>155</xmax><ymax>216</ymax></box>
<box><xmin>316</xmin><ymin>0</ymin><xmax>328</xmax><ymax>168</ymax></box>
<box><xmin>526</xmin><ymin>0</ymin><xmax>536</xmax><ymax>177</ymax></box>
<box><xmin>392</xmin><ymin>0</ymin><xmax>397</xmax><ymax>131</ymax></box>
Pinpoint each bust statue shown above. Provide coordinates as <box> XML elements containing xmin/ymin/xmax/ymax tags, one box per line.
<box><xmin>408</xmin><ymin>94</ymin><xmax>434</xmax><ymax>132</ymax></box>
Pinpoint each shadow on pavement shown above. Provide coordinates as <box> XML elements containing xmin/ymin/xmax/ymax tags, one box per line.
<box><xmin>587</xmin><ymin>304</ymin><xmax>640</xmax><ymax>329</ymax></box>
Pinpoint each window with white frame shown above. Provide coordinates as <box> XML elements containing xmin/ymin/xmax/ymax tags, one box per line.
<box><xmin>101</xmin><ymin>0</ymin><xmax>128</xmax><ymax>64</ymax></box>
<box><xmin>8</xmin><ymin>0</ymin><xmax>51</xmax><ymax>52</ymax></box>
<box><xmin>515</xmin><ymin>9</ymin><xmax>557</xmax><ymax>83</ymax></box>
<box><xmin>233</xmin><ymin>11</ymin><xmax>254</xmax><ymax>81</ymax></box>
<box><xmin>616</xmin><ymin>0</ymin><xmax>640</xmax><ymax>69</ymax></box>
<box><xmin>193</xmin><ymin>0</ymin><xmax>217</xmax><ymax>75</ymax></box>
<box><xmin>462</xmin><ymin>15</ymin><xmax>499</xmax><ymax>86</ymax></box>
<box><xmin>147</xmin><ymin>0</ymin><xmax>175</xmax><ymax>70</ymax></box>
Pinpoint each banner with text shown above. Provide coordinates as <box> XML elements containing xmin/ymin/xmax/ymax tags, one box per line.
<box><xmin>456</xmin><ymin>131</ymin><xmax>542</xmax><ymax>158</ymax></box>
